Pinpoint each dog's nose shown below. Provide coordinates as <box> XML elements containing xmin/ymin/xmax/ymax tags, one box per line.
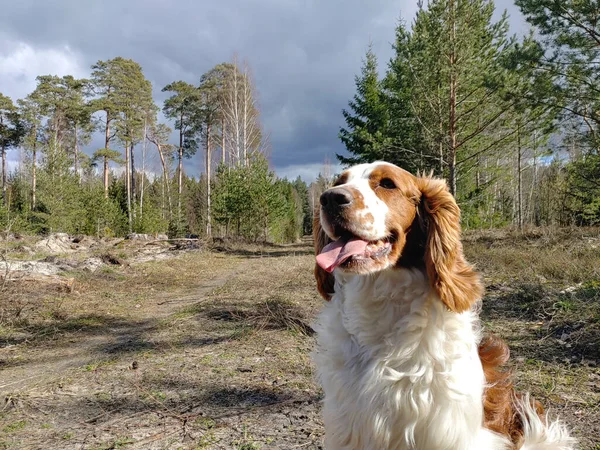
<box><xmin>320</xmin><ymin>188</ymin><xmax>353</xmax><ymax>209</ymax></box>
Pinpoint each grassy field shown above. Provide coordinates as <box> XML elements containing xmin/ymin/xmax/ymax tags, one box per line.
<box><xmin>0</xmin><ymin>230</ymin><xmax>599</xmax><ymax>449</ymax></box>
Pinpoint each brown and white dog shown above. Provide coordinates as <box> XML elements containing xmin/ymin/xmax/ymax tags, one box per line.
<box><xmin>312</xmin><ymin>162</ymin><xmax>575</xmax><ymax>450</ymax></box>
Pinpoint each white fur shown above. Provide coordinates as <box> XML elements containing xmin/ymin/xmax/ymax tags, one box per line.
<box><xmin>518</xmin><ymin>395</ymin><xmax>577</xmax><ymax>450</ymax></box>
<box><xmin>313</xmin><ymin>268</ymin><xmax>510</xmax><ymax>450</ymax></box>
<box><xmin>313</xmin><ymin>267</ymin><xmax>577</xmax><ymax>450</ymax></box>
<box><xmin>336</xmin><ymin>163</ymin><xmax>390</xmax><ymax>241</ymax></box>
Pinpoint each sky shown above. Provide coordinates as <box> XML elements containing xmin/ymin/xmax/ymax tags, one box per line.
<box><xmin>0</xmin><ymin>0</ymin><xmax>528</xmax><ymax>182</ymax></box>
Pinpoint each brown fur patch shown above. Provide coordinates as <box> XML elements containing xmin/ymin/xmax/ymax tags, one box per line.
<box><xmin>367</xmin><ymin>165</ymin><xmax>421</xmax><ymax>266</ymax></box>
<box><xmin>416</xmin><ymin>177</ymin><xmax>483</xmax><ymax>313</ymax></box>
<box><xmin>333</xmin><ymin>172</ymin><xmax>348</xmax><ymax>187</ymax></box>
<box><xmin>479</xmin><ymin>335</ymin><xmax>546</xmax><ymax>448</ymax></box>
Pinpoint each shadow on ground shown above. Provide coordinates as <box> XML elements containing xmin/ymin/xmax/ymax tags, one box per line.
<box><xmin>482</xmin><ymin>283</ymin><xmax>600</xmax><ymax>364</ymax></box>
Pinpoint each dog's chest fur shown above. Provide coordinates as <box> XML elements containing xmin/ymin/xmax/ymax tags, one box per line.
<box><xmin>312</xmin><ymin>268</ymin><xmax>508</xmax><ymax>450</ymax></box>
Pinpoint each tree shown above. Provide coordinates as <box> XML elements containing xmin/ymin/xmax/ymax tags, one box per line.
<box><xmin>111</xmin><ymin>60</ymin><xmax>154</xmax><ymax>232</ymax></box>
<box><xmin>219</xmin><ymin>59</ymin><xmax>264</xmax><ymax>167</ymax></box>
<box><xmin>198</xmin><ymin>67</ymin><xmax>228</xmax><ymax>237</ymax></box>
<box><xmin>147</xmin><ymin>123</ymin><xmax>174</xmax><ymax>220</ymax></box>
<box><xmin>408</xmin><ymin>0</ymin><xmax>512</xmax><ymax>196</ymax></box>
<box><xmin>516</xmin><ymin>0</ymin><xmax>600</xmax><ymax>224</ymax></box>
<box><xmin>17</xmin><ymin>94</ymin><xmax>44</xmax><ymax>209</ymax></box>
<box><xmin>61</xmin><ymin>76</ymin><xmax>93</xmax><ymax>180</ymax></box>
<box><xmin>382</xmin><ymin>21</ymin><xmax>424</xmax><ymax>172</ymax></box>
<box><xmin>31</xmin><ymin>75</ymin><xmax>91</xmax><ymax>173</ymax></box>
<box><xmin>293</xmin><ymin>176</ymin><xmax>312</xmax><ymax>235</ymax></box>
<box><xmin>90</xmin><ymin>58</ymin><xmax>129</xmax><ymax>198</ymax></box>
<box><xmin>0</xmin><ymin>94</ymin><xmax>24</xmax><ymax>205</ymax></box>
<box><xmin>338</xmin><ymin>43</ymin><xmax>392</xmax><ymax>165</ymax></box>
<box><xmin>162</xmin><ymin>80</ymin><xmax>202</xmax><ymax>229</ymax></box>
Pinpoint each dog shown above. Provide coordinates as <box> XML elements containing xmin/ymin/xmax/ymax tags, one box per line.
<box><xmin>312</xmin><ymin>161</ymin><xmax>576</xmax><ymax>449</ymax></box>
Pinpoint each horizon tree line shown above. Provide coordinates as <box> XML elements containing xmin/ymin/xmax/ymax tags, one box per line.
<box><xmin>0</xmin><ymin>56</ymin><xmax>311</xmax><ymax>242</ymax></box>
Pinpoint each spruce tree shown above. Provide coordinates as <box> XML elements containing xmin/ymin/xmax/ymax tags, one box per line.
<box><xmin>383</xmin><ymin>21</ymin><xmax>424</xmax><ymax>172</ymax></box>
<box><xmin>338</xmin><ymin>43</ymin><xmax>391</xmax><ymax>165</ymax></box>
<box><xmin>516</xmin><ymin>0</ymin><xmax>600</xmax><ymax>223</ymax></box>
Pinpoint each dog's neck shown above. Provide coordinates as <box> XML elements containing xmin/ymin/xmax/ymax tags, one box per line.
<box><xmin>332</xmin><ymin>267</ymin><xmax>465</xmax><ymax>346</ymax></box>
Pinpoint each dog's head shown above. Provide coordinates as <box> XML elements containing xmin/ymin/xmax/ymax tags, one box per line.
<box><xmin>314</xmin><ymin>161</ymin><xmax>482</xmax><ymax>312</ymax></box>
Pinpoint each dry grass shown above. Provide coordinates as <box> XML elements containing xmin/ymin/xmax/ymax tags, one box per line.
<box><xmin>464</xmin><ymin>228</ymin><xmax>600</xmax><ymax>447</ymax></box>
<box><xmin>0</xmin><ymin>231</ymin><xmax>598</xmax><ymax>448</ymax></box>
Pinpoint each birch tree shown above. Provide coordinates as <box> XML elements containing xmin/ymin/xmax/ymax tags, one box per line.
<box><xmin>219</xmin><ymin>59</ymin><xmax>263</xmax><ymax>167</ymax></box>
<box><xmin>147</xmin><ymin>123</ymin><xmax>174</xmax><ymax>220</ymax></box>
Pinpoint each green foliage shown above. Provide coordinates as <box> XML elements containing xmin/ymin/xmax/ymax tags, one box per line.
<box><xmin>338</xmin><ymin>43</ymin><xmax>392</xmax><ymax>165</ymax></box>
<box><xmin>0</xmin><ymin>57</ymin><xmax>311</xmax><ymax>242</ymax></box>
<box><xmin>516</xmin><ymin>0</ymin><xmax>600</xmax><ymax>226</ymax></box>
<box><xmin>565</xmin><ymin>153</ymin><xmax>600</xmax><ymax>225</ymax></box>
<box><xmin>212</xmin><ymin>156</ymin><xmax>300</xmax><ymax>242</ymax></box>
<box><xmin>335</xmin><ymin>0</ymin><xmax>600</xmax><ymax>229</ymax></box>
<box><xmin>162</xmin><ymin>81</ymin><xmax>201</xmax><ymax>159</ymax></box>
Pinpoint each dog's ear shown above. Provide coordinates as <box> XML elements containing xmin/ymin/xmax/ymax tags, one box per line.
<box><xmin>416</xmin><ymin>177</ymin><xmax>482</xmax><ymax>312</ymax></box>
<box><xmin>313</xmin><ymin>211</ymin><xmax>334</xmax><ymax>301</ymax></box>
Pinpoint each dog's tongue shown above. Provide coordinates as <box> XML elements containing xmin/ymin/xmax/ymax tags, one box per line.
<box><xmin>316</xmin><ymin>237</ymin><xmax>369</xmax><ymax>273</ymax></box>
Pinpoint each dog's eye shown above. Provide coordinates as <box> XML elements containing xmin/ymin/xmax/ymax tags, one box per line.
<box><xmin>379</xmin><ymin>178</ymin><xmax>396</xmax><ymax>189</ymax></box>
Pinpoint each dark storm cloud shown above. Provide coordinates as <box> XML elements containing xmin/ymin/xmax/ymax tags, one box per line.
<box><xmin>0</xmin><ymin>0</ymin><xmax>526</xmax><ymax>180</ymax></box>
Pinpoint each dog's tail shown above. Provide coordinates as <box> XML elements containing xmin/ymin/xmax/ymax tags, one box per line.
<box><xmin>478</xmin><ymin>336</ymin><xmax>576</xmax><ymax>450</ymax></box>
<box><xmin>518</xmin><ymin>394</ymin><xmax>577</xmax><ymax>450</ymax></box>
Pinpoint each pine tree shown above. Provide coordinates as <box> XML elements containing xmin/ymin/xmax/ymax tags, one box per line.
<box><xmin>338</xmin><ymin>43</ymin><xmax>391</xmax><ymax>165</ymax></box>
<box><xmin>90</xmin><ymin>58</ymin><xmax>133</xmax><ymax>198</ymax></box>
<box><xmin>111</xmin><ymin>60</ymin><xmax>154</xmax><ymax>232</ymax></box>
<box><xmin>162</xmin><ymin>81</ymin><xmax>202</xmax><ymax>233</ymax></box>
<box><xmin>408</xmin><ymin>0</ymin><xmax>512</xmax><ymax>196</ymax></box>
<box><xmin>198</xmin><ymin>68</ymin><xmax>224</xmax><ymax>237</ymax></box>
<box><xmin>0</xmin><ymin>94</ymin><xmax>24</xmax><ymax>205</ymax></box>
<box><xmin>17</xmin><ymin>94</ymin><xmax>44</xmax><ymax>209</ymax></box>
<box><xmin>147</xmin><ymin>123</ymin><xmax>174</xmax><ymax>221</ymax></box>
<box><xmin>516</xmin><ymin>0</ymin><xmax>600</xmax><ymax>223</ymax></box>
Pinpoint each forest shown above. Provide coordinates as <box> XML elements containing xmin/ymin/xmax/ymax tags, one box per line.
<box><xmin>0</xmin><ymin>58</ymin><xmax>318</xmax><ymax>242</ymax></box>
<box><xmin>340</xmin><ymin>0</ymin><xmax>600</xmax><ymax>229</ymax></box>
<box><xmin>1</xmin><ymin>0</ymin><xmax>600</xmax><ymax>242</ymax></box>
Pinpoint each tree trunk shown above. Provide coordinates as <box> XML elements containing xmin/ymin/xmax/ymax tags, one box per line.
<box><xmin>233</xmin><ymin>66</ymin><xmax>240</xmax><ymax>165</ymax></box>
<box><xmin>74</xmin><ymin>122</ymin><xmax>80</xmax><ymax>183</ymax></box>
<box><xmin>131</xmin><ymin>140</ymin><xmax>136</xmax><ymax>216</ymax></box>
<box><xmin>242</xmin><ymin>73</ymin><xmax>248</xmax><ymax>166</ymax></box>
<box><xmin>178</xmin><ymin>117</ymin><xmax>184</xmax><ymax>228</ymax></box>
<box><xmin>103</xmin><ymin>156</ymin><xmax>109</xmax><ymax>197</ymax></box>
<box><xmin>149</xmin><ymin>133</ymin><xmax>172</xmax><ymax>221</ymax></box>
<box><xmin>517</xmin><ymin>124</ymin><xmax>523</xmax><ymax>230</ymax></box>
<box><xmin>530</xmin><ymin>132</ymin><xmax>538</xmax><ymax>226</ymax></box>
<box><xmin>1</xmin><ymin>144</ymin><xmax>6</xmax><ymax>206</ymax></box>
<box><xmin>126</xmin><ymin>142</ymin><xmax>132</xmax><ymax>233</ymax></box>
<box><xmin>221</xmin><ymin>115</ymin><xmax>226</xmax><ymax>165</ymax></box>
<box><xmin>104</xmin><ymin>111</ymin><xmax>110</xmax><ymax>198</ymax></box>
<box><xmin>32</xmin><ymin>136</ymin><xmax>37</xmax><ymax>210</ymax></box>
<box><xmin>140</xmin><ymin>120</ymin><xmax>147</xmax><ymax>219</ymax></box>
<box><xmin>448</xmin><ymin>0</ymin><xmax>457</xmax><ymax>197</ymax></box>
<box><xmin>206</xmin><ymin>128</ymin><xmax>212</xmax><ymax>238</ymax></box>
<box><xmin>157</xmin><ymin>145</ymin><xmax>172</xmax><ymax>219</ymax></box>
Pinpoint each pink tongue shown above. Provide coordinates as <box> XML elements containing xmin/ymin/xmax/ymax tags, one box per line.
<box><xmin>316</xmin><ymin>237</ymin><xmax>369</xmax><ymax>273</ymax></box>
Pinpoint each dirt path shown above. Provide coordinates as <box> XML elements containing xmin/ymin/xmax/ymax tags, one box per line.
<box><xmin>0</xmin><ymin>244</ymin><xmax>323</xmax><ymax>449</ymax></box>
<box><xmin>0</xmin><ymin>259</ymin><xmax>251</xmax><ymax>396</ymax></box>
